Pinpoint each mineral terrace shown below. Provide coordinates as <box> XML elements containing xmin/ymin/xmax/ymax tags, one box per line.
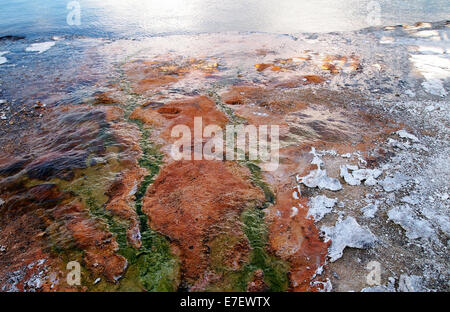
<box><xmin>0</xmin><ymin>21</ymin><xmax>449</xmax><ymax>292</ymax></box>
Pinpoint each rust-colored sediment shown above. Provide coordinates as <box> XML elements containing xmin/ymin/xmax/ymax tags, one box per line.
<box><xmin>93</xmin><ymin>92</ymin><xmax>117</xmax><ymax>105</ymax></box>
<box><xmin>124</xmin><ymin>58</ymin><xmax>219</xmax><ymax>96</ymax></box>
<box><xmin>0</xmin><ymin>50</ymin><xmax>398</xmax><ymax>292</ymax></box>
<box><xmin>266</xmin><ymin>190</ymin><xmax>329</xmax><ymax>291</ymax></box>
<box><xmin>143</xmin><ymin>160</ymin><xmax>265</xmax><ymax>286</ymax></box>
<box><xmin>61</xmin><ymin>201</ymin><xmax>128</xmax><ymax>283</ymax></box>
<box><xmin>247</xmin><ymin>269</ymin><xmax>269</xmax><ymax>292</ymax></box>
<box><xmin>218</xmin><ymin>78</ymin><xmax>397</xmax><ymax>291</ymax></box>
<box><xmin>131</xmin><ymin>95</ymin><xmax>228</xmax><ymax>143</ymax></box>
<box><xmin>0</xmin><ymin>183</ymin><xmax>77</xmax><ymax>291</ymax></box>
<box><xmin>105</xmin><ymin>167</ymin><xmax>146</xmax><ymax>249</ymax></box>
<box><xmin>0</xmin><ymin>104</ymin><xmax>143</xmax><ymax>290</ymax></box>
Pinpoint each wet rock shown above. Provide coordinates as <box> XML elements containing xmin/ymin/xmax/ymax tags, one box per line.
<box><xmin>34</xmin><ymin>101</ymin><xmax>46</xmax><ymax>109</ymax></box>
<box><xmin>65</xmin><ymin>203</ymin><xmax>129</xmax><ymax>283</ymax></box>
<box><xmin>0</xmin><ymin>104</ymin><xmax>147</xmax><ymax>290</ymax></box>
<box><xmin>93</xmin><ymin>92</ymin><xmax>117</xmax><ymax>105</ymax></box>
<box><xmin>155</xmin><ymin>96</ymin><xmax>228</xmax><ymax>145</ymax></box>
<box><xmin>321</xmin><ymin>63</ymin><xmax>339</xmax><ymax>74</ymax></box>
<box><xmin>210</xmin><ymin>233</ymin><xmax>251</xmax><ymax>273</ymax></box>
<box><xmin>0</xmin><ymin>183</ymin><xmax>101</xmax><ymax>290</ymax></box>
<box><xmin>103</xmin><ymin>121</ymin><xmax>146</xmax><ymax>249</ymax></box>
<box><xmin>302</xmin><ymin>75</ymin><xmax>325</xmax><ymax>84</ymax></box>
<box><xmin>221</xmin><ymin>86</ymin><xmax>307</xmax><ymax>115</ymax></box>
<box><xmin>26</xmin><ymin>150</ymin><xmax>89</xmax><ymax>181</ymax></box>
<box><xmin>2</xmin><ymin>27</ymin><xmax>448</xmax><ymax>292</ymax></box>
<box><xmin>0</xmin><ymin>159</ymin><xmax>29</xmax><ymax>177</ymax></box>
<box><xmin>84</xmin><ymin>251</ymin><xmax>128</xmax><ymax>283</ymax></box>
<box><xmin>135</xmin><ymin>96</ymin><xmax>228</xmax><ymax>144</ymax></box>
<box><xmin>321</xmin><ymin>217</ymin><xmax>377</xmax><ymax>262</ymax></box>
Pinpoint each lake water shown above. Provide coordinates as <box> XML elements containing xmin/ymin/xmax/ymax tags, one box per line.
<box><xmin>0</xmin><ymin>0</ymin><xmax>449</xmax><ymax>39</ymax></box>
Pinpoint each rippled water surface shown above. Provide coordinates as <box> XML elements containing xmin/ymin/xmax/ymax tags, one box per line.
<box><xmin>0</xmin><ymin>0</ymin><xmax>449</xmax><ymax>39</ymax></box>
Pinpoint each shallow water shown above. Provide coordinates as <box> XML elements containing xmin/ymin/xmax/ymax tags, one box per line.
<box><xmin>0</xmin><ymin>0</ymin><xmax>449</xmax><ymax>39</ymax></box>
